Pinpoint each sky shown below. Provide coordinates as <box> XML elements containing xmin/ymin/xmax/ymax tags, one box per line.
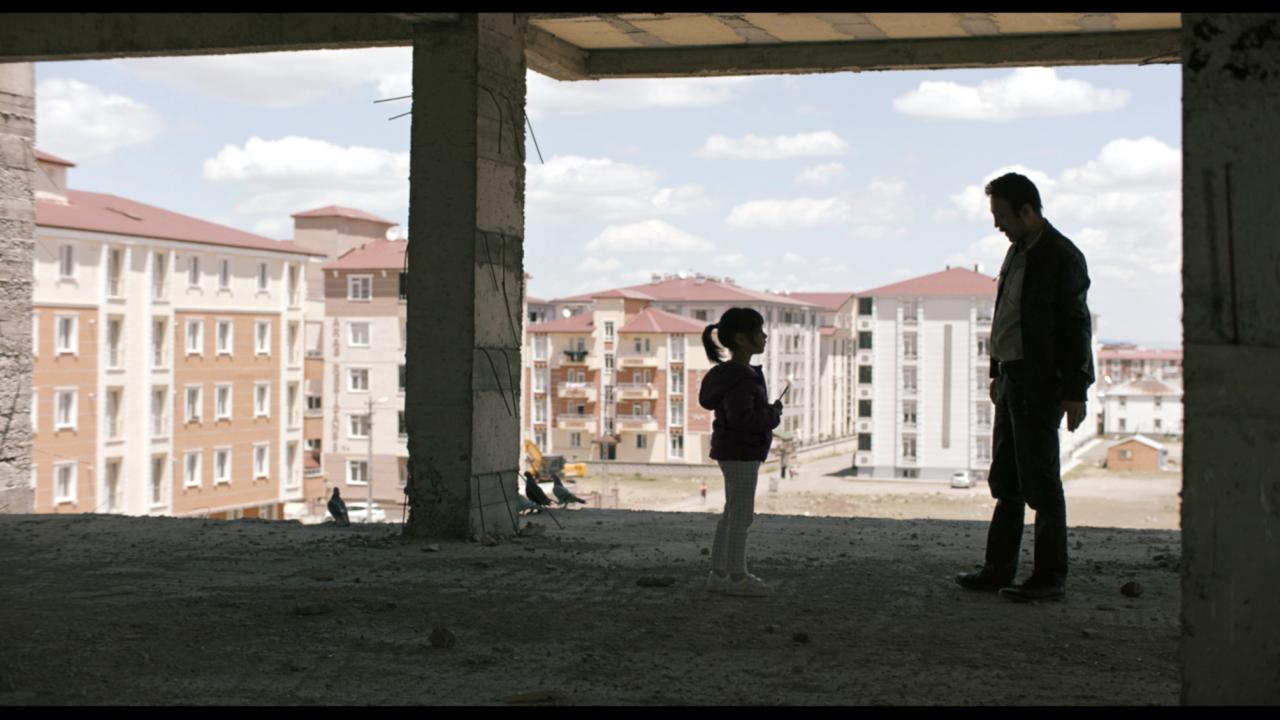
<box><xmin>35</xmin><ymin>49</ymin><xmax>1182</xmax><ymax>347</ymax></box>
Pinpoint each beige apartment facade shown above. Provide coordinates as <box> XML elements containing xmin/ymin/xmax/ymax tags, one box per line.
<box><xmin>30</xmin><ymin>149</ymin><xmax>320</xmax><ymax>519</ymax></box>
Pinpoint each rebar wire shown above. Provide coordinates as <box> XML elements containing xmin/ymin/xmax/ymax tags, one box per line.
<box><xmin>374</xmin><ymin>94</ymin><xmax>413</xmax><ymax>103</ymax></box>
<box><xmin>524</xmin><ymin>110</ymin><xmax>545</xmax><ymax>164</ymax></box>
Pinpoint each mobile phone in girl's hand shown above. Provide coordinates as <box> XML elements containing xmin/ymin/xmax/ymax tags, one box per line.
<box><xmin>775</xmin><ymin>380</ymin><xmax>791</xmax><ymax>403</ymax></box>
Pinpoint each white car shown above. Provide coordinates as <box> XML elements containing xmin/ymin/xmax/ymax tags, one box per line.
<box><xmin>950</xmin><ymin>471</ymin><xmax>974</xmax><ymax>489</ymax></box>
<box><xmin>345</xmin><ymin>502</ymin><xmax>388</xmax><ymax>523</ymax></box>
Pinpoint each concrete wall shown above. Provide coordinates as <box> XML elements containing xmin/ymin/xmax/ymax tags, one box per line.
<box><xmin>1181</xmin><ymin>13</ymin><xmax>1280</xmax><ymax>704</ymax></box>
<box><xmin>0</xmin><ymin>63</ymin><xmax>34</xmax><ymax>514</ymax></box>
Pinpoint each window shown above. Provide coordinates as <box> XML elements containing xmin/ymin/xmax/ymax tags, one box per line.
<box><xmin>185</xmin><ymin>385</ymin><xmax>203</xmax><ymax>423</ymax></box>
<box><xmin>218</xmin><ymin>259</ymin><xmax>231</xmax><ymax>289</ymax></box>
<box><xmin>1120</xmin><ymin>449</ymin><xmax>1133</xmax><ymax>460</ymax></box>
<box><xmin>693</xmin><ymin>309</ymin><xmax>709</xmax><ymax>321</ymax></box>
<box><xmin>399</xmin><ymin>319</ymin><xmax>407</xmax><ymax>349</ymax></box>
<box><xmin>150</xmin><ymin>456</ymin><xmax>166</xmax><ymax>506</ymax></box>
<box><xmin>55</xmin><ymin>389</ymin><xmax>77</xmax><ymax>430</ymax></box>
<box><xmin>1119</xmin><ymin>397</ymin><xmax>1127</xmax><ymax>408</ymax></box>
<box><xmin>1154</xmin><ymin>419</ymin><xmax>1163</xmax><ymax>430</ymax></box>
<box><xmin>187</xmin><ymin>255</ymin><xmax>201</xmax><ymax>287</ymax></box>
<box><xmin>55</xmin><ymin>314</ymin><xmax>77</xmax><ymax>355</ymax></box>
<box><xmin>977</xmin><ymin>335</ymin><xmax>990</xmax><ymax>358</ymax></box>
<box><xmin>152</xmin><ymin>252</ymin><xmax>167</xmax><ymax>300</ymax></box>
<box><xmin>977</xmin><ymin>440</ymin><xmax>992</xmax><ymax>462</ymax></box>
<box><xmin>346</xmin><ymin>460</ymin><xmax>369</xmax><ymax>485</ymax></box>
<box><xmin>287</xmin><ymin>383</ymin><xmax>298</xmax><ymax>425</ymax></box>
<box><xmin>633</xmin><ymin>337</ymin><xmax>651</xmax><ymax>353</ymax></box>
<box><xmin>858</xmin><ymin>434</ymin><xmax>872</xmax><ymax>451</ymax></box>
<box><xmin>604</xmin><ymin>353</ymin><xmax>614</xmax><ymax>372</ymax></box>
<box><xmin>903</xmin><ymin>367</ymin><xmax>917</xmax><ymax>391</ymax></box>
<box><xmin>288</xmin><ymin>265</ymin><xmax>300</xmax><ymax>304</ymax></box>
<box><xmin>288</xmin><ymin>322</ymin><xmax>299</xmax><ymax>364</ymax></box>
<box><xmin>348</xmin><ymin>413</ymin><xmax>370</xmax><ymax>439</ymax></box>
<box><xmin>214</xmin><ymin>448</ymin><xmax>231</xmax><ymax>485</ymax></box>
<box><xmin>399</xmin><ymin>364</ymin><xmax>406</xmax><ymax>393</ymax></box>
<box><xmin>348</xmin><ymin>322</ymin><xmax>370</xmax><ymax>347</ymax></box>
<box><xmin>902</xmin><ymin>436</ymin><xmax>917</xmax><ymax>459</ymax></box>
<box><xmin>902</xmin><ymin>401</ymin><xmax>917</xmax><ymax>425</ymax></box>
<box><xmin>348</xmin><ymin>275</ymin><xmax>372</xmax><ymax>301</ymax></box>
<box><xmin>637</xmin><ymin>434</ymin><xmax>647</xmax><ymax>449</ymax></box>
<box><xmin>858</xmin><ymin>331</ymin><xmax>873</xmax><ymax>350</ymax></box>
<box><xmin>1154</xmin><ymin>396</ymin><xmax>1163</xmax><ymax>410</ymax></box>
<box><xmin>254</xmin><ymin>383</ymin><xmax>270</xmax><ymax>418</ymax></box>
<box><xmin>286</xmin><ymin>442</ymin><xmax>298</xmax><ymax>486</ymax></box>
<box><xmin>216</xmin><ymin>320</ymin><xmax>233</xmax><ymax>355</ymax></box>
<box><xmin>398</xmin><ymin>410</ymin><xmax>407</xmax><ymax>438</ymax></box>
<box><xmin>255</xmin><ymin>320</ymin><xmax>271</xmax><ymax>355</ymax></box>
<box><xmin>976</xmin><ymin>402</ymin><xmax>992</xmax><ymax>428</ymax></box>
<box><xmin>858</xmin><ymin>400</ymin><xmax>873</xmax><ymax>418</ymax></box>
<box><xmin>604</xmin><ymin>321</ymin><xmax>615</xmax><ymax>341</ymax></box>
<box><xmin>104</xmin><ymin>460</ymin><xmax>122</xmax><ymax>512</ymax></box>
<box><xmin>306</xmin><ymin>395</ymin><xmax>322</xmax><ymax>411</ymax></box>
<box><xmin>106</xmin><ymin>318</ymin><xmax>123</xmax><ymax>368</ymax></box>
<box><xmin>185</xmin><ymin>319</ymin><xmax>203</xmax><ymax>355</ymax></box>
<box><xmin>669</xmin><ymin>433</ymin><xmax>684</xmax><ymax>457</ymax></box>
<box><xmin>670</xmin><ymin>371</ymin><xmax>684</xmax><ymax>394</ymax></box>
<box><xmin>570</xmin><ymin>432</ymin><xmax>582</xmax><ymax>448</ymax></box>
<box><xmin>58</xmin><ymin>244</ymin><xmax>75</xmax><ymax>279</ymax></box>
<box><xmin>669</xmin><ymin>335</ymin><xmax>685</xmax><ymax>361</ymax></box>
<box><xmin>348</xmin><ymin>367</ymin><xmax>369</xmax><ymax>392</ymax></box>
<box><xmin>107</xmin><ymin>247</ymin><xmax>123</xmax><ymax>297</ymax></box>
<box><xmin>257</xmin><ymin>262</ymin><xmax>269</xmax><ymax>292</ymax></box>
<box><xmin>399</xmin><ymin>272</ymin><xmax>408</xmax><ymax>300</ymax></box>
<box><xmin>152</xmin><ymin>388</ymin><xmax>167</xmax><ymax>436</ymax></box>
<box><xmin>858</xmin><ymin>365</ymin><xmax>873</xmax><ymax>384</ymax></box>
<box><xmin>183</xmin><ymin>450</ymin><xmax>202</xmax><ymax>488</ymax></box>
<box><xmin>254</xmin><ymin>444</ymin><xmax>270</xmax><ymax>479</ymax></box>
<box><xmin>858</xmin><ymin>297</ymin><xmax>873</xmax><ymax>316</ymax></box>
<box><xmin>215</xmin><ymin>384</ymin><xmax>232</xmax><ymax>420</ymax></box>
<box><xmin>670</xmin><ymin>399</ymin><xmax>684</xmax><ymax>425</ymax></box>
<box><xmin>105</xmin><ymin>388</ymin><xmax>122</xmax><ymax>440</ymax></box>
<box><xmin>54</xmin><ymin>463</ymin><xmax>76</xmax><ymax>503</ymax></box>
<box><xmin>152</xmin><ymin>320</ymin><xmax>166</xmax><ymax>367</ymax></box>
<box><xmin>1119</xmin><ymin>418</ymin><xmax>1127</xmax><ymax>431</ymax></box>
<box><xmin>398</xmin><ymin>459</ymin><xmax>408</xmax><ymax>487</ymax></box>
<box><xmin>903</xmin><ymin>333</ymin><xmax>917</xmax><ymax>359</ymax></box>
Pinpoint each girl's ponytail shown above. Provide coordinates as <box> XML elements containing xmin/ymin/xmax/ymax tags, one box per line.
<box><xmin>702</xmin><ymin>323</ymin><xmax>724</xmax><ymax>364</ymax></box>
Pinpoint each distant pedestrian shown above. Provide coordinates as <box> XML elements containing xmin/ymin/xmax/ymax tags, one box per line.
<box><xmin>698</xmin><ymin>307</ymin><xmax>783</xmax><ymax>598</ymax></box>
<box><xmin>700</xmin><ymin>482</ymin><xmax>708</xmax><ymax>503</ymax></box>
<box><xmin>955</xmin><ymin>172</ymin><xmax>1094</xmax><ymax>603</ymax></box>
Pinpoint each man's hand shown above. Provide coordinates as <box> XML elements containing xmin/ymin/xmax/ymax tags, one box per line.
<box><xmin>1062</xmin><ymin>400</ymin><xmax>1086</xmax><ymax>432</ymax></box>
<box><xmin>989</xmin><ymin>379</ymin><xmax>998</xmax><ymax>405</ymax></box>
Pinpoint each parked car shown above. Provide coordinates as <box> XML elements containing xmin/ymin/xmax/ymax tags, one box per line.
<box><xmin>345</xmin><ymin>502</ymin><xmax>388</xmax><ymax>523</ymax></box>
<box><xmin>950</xmin><ymin>471</ymin><xmax>974</xmax><ymax>489</ymax></box>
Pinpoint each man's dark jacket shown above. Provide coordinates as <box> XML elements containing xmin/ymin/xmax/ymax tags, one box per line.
<box><xmin>698</xmin><ymin>362</ymin><xmax>781</xmax><ymax>462</ymax></box>
<box><xmin>988</xmin><ymin>220</ymin><xmax>1095</xmax><ymax>402</ymax></box>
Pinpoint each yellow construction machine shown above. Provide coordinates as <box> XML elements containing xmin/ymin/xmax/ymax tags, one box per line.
<box><xmin>524</xmin><ymin>440</ymin><xmax>587</xmax><ymax>482</ymax></box>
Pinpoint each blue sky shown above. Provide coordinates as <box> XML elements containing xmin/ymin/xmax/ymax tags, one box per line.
<box><xmin>36</xmin><ymin>49</ymin><xmax>1182</xmax><ymax>346</ymax></box>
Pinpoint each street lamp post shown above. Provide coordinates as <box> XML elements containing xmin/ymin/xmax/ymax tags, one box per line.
<box><xmin>367</xmin><ymin>395</ymin><xmax>389</xmax><ymax>523</ymax></box>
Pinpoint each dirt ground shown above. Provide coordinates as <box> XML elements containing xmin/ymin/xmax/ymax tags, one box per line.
<box><xmin>0</xmin><ymin>474</ymin><xmax>1182</xmax><ymax>705</ymax></box>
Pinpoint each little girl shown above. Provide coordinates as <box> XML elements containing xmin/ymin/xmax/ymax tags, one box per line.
<box><xmin>697</xmin><ymin>307</ymin><xmax>783</xmax><ymax>597</ymax></box>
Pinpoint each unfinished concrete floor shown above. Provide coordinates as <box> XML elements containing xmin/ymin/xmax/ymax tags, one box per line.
<box><xmin>0</xmin><ymin>510</ymin><xmax>1180</xmax><ymax>705</ymax></box>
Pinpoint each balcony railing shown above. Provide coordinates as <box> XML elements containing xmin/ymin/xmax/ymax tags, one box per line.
<box><xmin>617</xmin><ymin>415</ymin><xmax>658</xmax><ymax>430</ymax></box>
<box><xmin>617</xmin><ymin>382</ymin><xmax>658</xmax><ymax>399</ymax></box>
<box><xmin>618</xmin><ymin>352</ymin><xmax>659</xmax><ymax>366</ymax></box>
<box><xmin>563</xmin><ymin>349</ymin><xmax>589</xmax><ymax>363</ymax></box>
<box><xmin>555</xmin><ymin>414</ymin><xmax>594</xmax><ymax>429</ymax></box>
<box><xmin>557</xmin><ymin>382</ymin><xmax>596</xmax><ymax>399</ymax></box>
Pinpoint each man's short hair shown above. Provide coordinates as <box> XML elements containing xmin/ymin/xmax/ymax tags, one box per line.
<box><xmin>984</xmin><ymin>172</ymin><xmax>1042</xmax><ymax>216</ymax></box>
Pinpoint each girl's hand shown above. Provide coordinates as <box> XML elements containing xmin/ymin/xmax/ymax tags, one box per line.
<box><xmin>772</xmin><ymin>400</ymin><xmax>783</xmax><ymax>414</ymax></box>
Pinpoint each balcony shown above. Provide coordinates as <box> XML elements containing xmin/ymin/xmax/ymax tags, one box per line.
<box><xmin>556</xmin><ymin>413</ymin><xmax>594</xmax><ymax>430</ymax></box>
<box><xmin>563</xmin><ymin>349</ymin><xmax>589</xmax><ymax>364</ymax></box>
<box><xmin>616</xmin><ymin>382</ymin><xmax>658</xmax><ymax>399</ymax></box>
<box><xmin>557</xmin><ymin>382</ymin><xmax>597</xmax><ymax>401</ymax></box>
<box><xmin>618</xmin><ymin>352</ymin><xmax>660</xmax><ymax>367</ymax></box>
<box><xmin>900</xmin><ymin>456</ymin><xmax>918</xmax><ymax>466</ymax></box>
<box><xmin>901</xmin><ymin>385</ymin><xmax>918</xmax><ymax>397</ymax></box>
<box><xmin>617</xmin><ymin>415</ymin><xmax>659</xmax><ymax>431</ymax></box>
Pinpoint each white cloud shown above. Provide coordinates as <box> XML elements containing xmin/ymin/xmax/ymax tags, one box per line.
<box><xmin>576</xmin><ymin>256</ymin><xmax>623</xmax><ymax>272</ymax></box>
<box><xmin>714</xmin><ymin>253</ymin><xmax>749</xmax><ymax>268</ymax></box>
<box><xmin>948</xmin><ymin>165</ymin><xmax>1058</xmax><ymax>223</ymax></box>
<box><xmin>795</xmin><ymin>162</ymin><xmax>848</xmax><ymax>188</ymax></box>
<box><xmin>945</xmin><ymin>233</ymin><xmax>1010</xmax><ymax>276</ymax></box>
<box><xmin>585</xmin><ymin>220</ymin><xmax>715</xmax><ymax>255</ymax></box>
<box><xmin>528</xmin><ymin>73</ymin><xmax>751</xmax><ymax>119</ymax></box>
<box><xmin>726</xmin><ymin>197</ymin><xmax>851</xmax><ymax>229</ymax></box>
<box><xmin>36</xmin><ymin>79</ymin><xmax>164</xmax><ymax>161</ymax></box>
<box><xmin>527</xmin><ymin>155</ymin><xmax>708</xmax><ymax>222</ymax></box>
<box><xmin>892</xmin><ymin>67</ymin><xmax>1130</xmax><ymax>121</ymax></box>
<box><xmin>783</xmin><ymin>252</ymin><xmax>807</xmax><ymax>266</ymax></box>
<box><xmin>203</xmin><ymin>136</ymin><xmax>408</xmax><ymax>237</ymax></box>
<box><xmin>116</xmin><ymin>48</ymin><xmax>412</xmax><ymax>107</ymax></box>
<box><xmin>695</xmin><ymin>131</ymin><xmax>849</xmax><ymax>160</ymax></box>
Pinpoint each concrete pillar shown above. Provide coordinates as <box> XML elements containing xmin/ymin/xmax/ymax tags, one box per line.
<box><xmin>0</xmin><ymin>63</ymin><xmax>35</xmax><ymax>515</ymax></box>
<box><xmin>403</xmin><ymin>15</ymin><xmax>526</xmax><ymax>540</ymax></box>
<box><xmin>1181</xmin><ymin>13</ymin><xmax>1280</xmax><ymax>704</ymax></box>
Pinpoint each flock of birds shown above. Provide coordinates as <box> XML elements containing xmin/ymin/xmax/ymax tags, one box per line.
<box><xmin>327</xmin><ymin>472</ymin><xmax>585</xmax><ymax>526</ymax></box>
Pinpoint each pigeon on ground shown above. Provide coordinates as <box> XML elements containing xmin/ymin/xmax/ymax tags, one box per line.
<box><xmin>552</xmin><ymin>477</ymin><xmax>587</xmax><ymax>507</ymax></box>
<box><xmin>328</xmin><ymin>487</ymin><xmax>350</xmax><ymax>526</ymax></box>
<box><xmin>523</xmin><ymin>471</ymin><xmax>553</xmax><ymax>508</ymax></box>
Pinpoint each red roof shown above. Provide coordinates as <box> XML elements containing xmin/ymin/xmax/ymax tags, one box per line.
<box><xmin>322</xmin><ymin>239</ymin><xmax>407</xmax><ymax>270</ymax></box>
<box><xmin>857</xmin><ymin>267</ymin><xmax>996</xmax><ymax>298</ymax></box>
<box><xmin>786</xmin><ymin>292</ymin><xmax>854</xmax><ymax>311</ymax></box>
<box><xmin>34</xmin><ymin>148</ymin><xmax>75</xmax><ymax>167</ymax></box>
<box><xmin>291</xmin><ymin>206</ymin><xmax>397</xmax><ymax>226</ymax></box>
<box><xmin>37</xmin><ymin>190</ymin><xmax>325</xmax><ymax>257</ymax></box>
<box><xmin>819</xmin><ymin>326</ymin><xmax>837</xmax><ymax>337</ymax></box>
<box><xmin>1107</xmin><ymin>379</ymin><xmax>1182</xmax><ymax>396</ymax></box>
<box><xmin>529</xmin><ymin>313</ymin><xmax>594</xmax><ymax>333</ymax></box>
<box><xmin>1099</xmin><ymin>348</ymin><xmax>1182</xmax><ymax>361</ymax></box>
<box><xmin>620</xmin><ymin>308</ymin><xmax>708</xmax><ymax>334</ymax></box>
<box><xmin>554</xmin><ymin>276</ymin><xmax>813</xmax><ymax>307</ymax></box>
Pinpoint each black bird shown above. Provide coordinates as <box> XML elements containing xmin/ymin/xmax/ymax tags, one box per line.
<box><xmin>552</xmin><ymin>476</ymin><xmax>586</xmax><ymax>507</ymax></box>
<box><xmin>523</xmin><ymin>471</ymin><xmax>553</xmax><ymax>508</ymax></box>
<box><xmin>328</xmin><ymin>487</ymin><xmax>350</xmax><ymax>526</ymax></box>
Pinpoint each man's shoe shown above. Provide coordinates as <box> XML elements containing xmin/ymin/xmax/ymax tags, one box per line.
<box><xmin>955</xmin><ymin>568</ymin><xmax>1013</xmax><ymax>592</ymax></box>
<box><xmin>998</xmin><ymin>577</ymin><xmax>1066</xmax><ymax>603</ymax></box>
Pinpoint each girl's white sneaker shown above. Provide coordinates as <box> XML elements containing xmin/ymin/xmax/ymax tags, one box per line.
<box><xmin>723</xmin><ymin>573</ymin><xmax>773</xmax><ymax>597</ymax></box>
<box><xmin>706</xmin><ymin>571</ymin><xmax>729</xmax><ymax>593</ymax></box>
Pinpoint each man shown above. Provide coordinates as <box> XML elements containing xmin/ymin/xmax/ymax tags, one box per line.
<box><xmin>956</xmin><ymin>172</ymin><xmax>1094</xmax><ymax>603</ymax></box>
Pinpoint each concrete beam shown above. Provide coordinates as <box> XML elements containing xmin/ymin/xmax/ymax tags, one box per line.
<box><xmin>583</xmin><ymin>29</ymin><xmax>1182</xmax><ymax>78</ymax></box>
<box><xmin>0</xmin><ymin>13</ymin><xmax>414</xmax><ymax>62</ymax></box>
<box><xmin>525</xmin><ymin>23</ymin><xmax>588</xmax><ymax>81</ymax></box>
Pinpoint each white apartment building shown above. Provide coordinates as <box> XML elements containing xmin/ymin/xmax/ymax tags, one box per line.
<box><xmin>31</xmin><ymin>149</ymin><xmax>320</xmax><ymax>519</ymax></box>
<box><xmin>786</xmin><ymin>292</ymin><xmax>857</xmax><ymax>442</ymax></box>
<box><xmin>1100</xmin><ymin>378</ymin><xmax>1184</xmax><ymax>436</ymax></box>
<box><xmin>1099</xmin><ymin>344</ymin><xmax>1182</xmax><ymax>383</ymax></box>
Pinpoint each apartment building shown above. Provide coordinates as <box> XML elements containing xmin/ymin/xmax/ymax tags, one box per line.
<box><xmin>1100</xmin><ymin>378</ymin><xmax>1184</xmax><ymax>436</ymax></box>
<box><xmin>1099</xmin><ymin>343</ymin><xmax>1182</xmax><ymax>383</ymax></box>
<box><xmin>525</xmin><ymin>274</ymin><xmax>824</xmax><ymax>464</ymax></box>
<box><xmin>785</xmin><ymin>292</ymin><xmax>856</xmax><ymax>442</ymax></box>
<box><xmin>31</xmin><ymin>149</ymin><xmax>321</xmax><ymax>518</ymax></box>
<box><xmin>287</xmin><ymin>206</ymin><xmax>398</xmax><ymax>514</ymax></box>
<box><xmin>319</xmin><ymin>238</ymin><xmax>409</xmax><ymax>513</ymax></box>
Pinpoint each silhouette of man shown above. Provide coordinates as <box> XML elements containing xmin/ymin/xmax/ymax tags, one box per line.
<box><xmin>956</xmin><ymin>172</ymin><xmax>1094</xmax><ymax>603</ymax></box>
